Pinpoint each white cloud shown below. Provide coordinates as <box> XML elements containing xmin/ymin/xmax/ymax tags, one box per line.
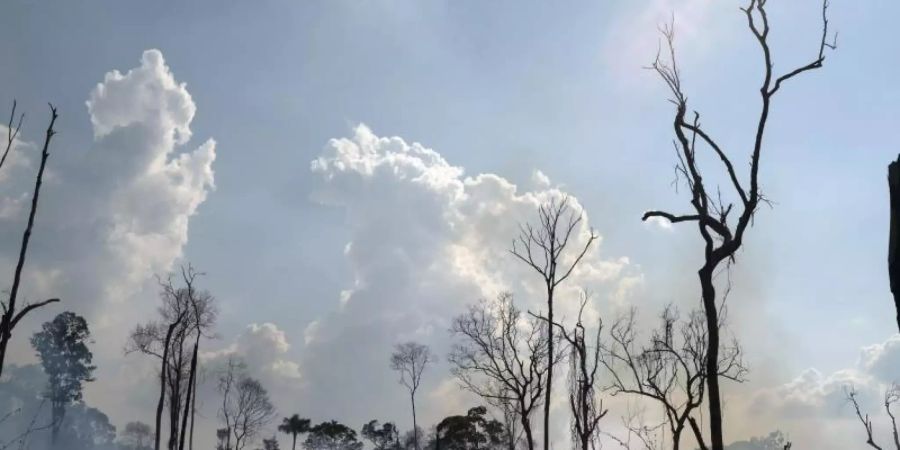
<box><xmin>87</xmin><ymin>50</ymin><xmax>196</xmax><ymax>145</ymax></box>
<box><xmin>0</xmin><ymin>48</ymin><xmax>215</xmax><ymax>436</ymax></box>
<box><xmin>301</xmin><ymin>124</ymin><xmax>641</xmax><ymax>438</ymax></box>
<box><xmin>736</xmin><ymin>334</ymin><xmax>900</xmax><ymax>447</ymax></box>
<box><xmin>204</xmin><ymin>322</ymin><xmax>302</xmax><ymax>384</ymax></box>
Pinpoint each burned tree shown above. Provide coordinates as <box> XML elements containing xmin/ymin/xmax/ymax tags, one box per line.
<box><xmin>889</xmin><ymin>158</ymin><xmax>900</xmax><ymax>333</ymax></box>
<box><xmin>127</xmin><ymin>267</ymin><xmax>216</xmax><ymax>450</ymax></box>
<box><xmin>556</xmin><ymin>295</ymin><xmax>607</xmax><ymax>450</ymax></box>
<box><xmin>511</xmin><ymin>197</ymin><xmax>596</xmax><ymax>450</ymax></box>
<box><xmin>601</xmin><ymin>306</ymin><xmax>745</xmax><ymax>450</ymax></box>
<box><xmin>0</xmin><ymin>103</ymin><xmax>61</xmax><ymax>377</ymax></box>
<box><xmin>848</xmin><ymin>384</ymin><xmax>900</xmax><ymax>450</ymax></box>
<box><xmin>641</xmin><ymin>1</ymin><xmax>835</xmax><ymax>448</ymax></box>
<box><xmin>217</xmin><ymin>358</ymin><xmax>276</xmax><ymax>450</ymax></box>
<box><xmin>390</xmin><ymin>342</ymin><xmax>433</xmax><ymax>450</ymax></box>
<box><xmin>449</xmin><ymin>293</ymin><xmax>553</xmax><ymax>450</ymax></box>
<box><xmin>528</xmin><ymin>291</ymin><xmax>607</xmax><ymax>450</ymax></box>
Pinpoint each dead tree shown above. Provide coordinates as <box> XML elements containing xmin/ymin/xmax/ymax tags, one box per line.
<box><xmin>0</xmin><ymin>103</ymin><xmax>61</xmax><ymax>377</ymax></box>
<box><xmin>601</xmin><ymin>306</ymin><xmax>745</xmax><ymax>450</ymax></box>
<box><xmin>511</xmin><ymin>197</ymin><xmax>596</xmax><ymax>450</ymax></box>
<box><xmin>449</xmin><ymin>292</ymin><xmax>554</xmax><ymax>450</ymax></box>
<box><xmin>562</xmin><ymin>296</ymin><xmax>607</xmax><ymax>450</ymax></box>
<box><xmin>127</xmin><ymin>267</ymin><xmax>216</xmax><ymax>450</ymax></box>
<box><xmin>641</xmin><ymin>2</ymin><xmax>835</xmax><ymax>448</ymax></box>
<box><xmin>848</xmin><ymin>384</ymin><xmax>900</xmax><ymax>450</ymax></box>
<box><xmin>217</xmin><ymin>357</ymin><xmax>276</xmax><ymax>450</ymax></box>
<box><xmin>531</xmin><ymin>292</ymin><xmax>607</xmax><ymax>450</ymax></box>
<box><xmin>390</xmin><ymin>341</ymin><xmax>433</xmax><ymax>450</ymax></box>
<box><xmin>177</xmin><ymin>266</ymin><xmax>216</xmax><ymax>450</ymax></box>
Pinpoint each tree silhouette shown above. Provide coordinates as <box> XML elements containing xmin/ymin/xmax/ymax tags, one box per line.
<box><xmin>641</xmin><ymin>1</ymin><xmax>835</xmax><ymax>448</ymax></box>
<box><xmin>362</xmin><ymin>420</ymin><xmax>401</xmax><ymax>450</ymax></box>
<box><xmin>511</xmin><ymin>197</ymin><xmax>596</xmax><ymax>450</ymax></box>
<box><xmin>260</xmin><ymin>436</ymin><xmax>281</xmax><ymax>450</ymax></box>
<box><xmin>390</xmin><ymin>342</ymin><xmax>433</xmax><ymax>450</ymax></box>
<box><xmin>30</xmin><ymin>311</ymin><xmax>96</xmax><ymax>444</ymax></box>
<box><xmin>534</xmin><ymin>293</ymin><xmax>607</xmax><ymax>450</ymax></box>
<box><xmin>848</xmin><ymin>385</ymin><xmax>900</xmax><ymax>450</ymax></box>
<box><xmin>0</xmin><ymin>103</ymin><xmax>61</xmax><ymax>378</ymax></box>
<box><xmin>602</xmin><ymin>306</ymin><xmax>745</xmax><ymax>450</ymax></box>
<box><xmin>304</xmin><ymin>420</ymin><xmax>363</xmax><ymax>450</ymax></box>
<box><xmin>434</xmin><ymin>406</ymin><xmax>505</xmax><ymax>450</ymax></box>
<box><xmin>279</xmin><ymin>414</ymin><xmax>311</xmax><ymax>450</ymax></box>
<box><xmin>217</xmin><ymin>357</ymin><xmax>276</xmax><ymax>450</ymax></box>
<box><xmin>449</xmin><ymin>293</ymin><xmax>552</xmax><ymax>450</ymax></box>
<box><xmin>127</xmin><ymin>267</ymin><xmax>216</xmax><ymax>450</ymax></box>
<box><xmin>889</xmin><ymin>157</ymin><xmax>900</xmax><ymax>332</ymax></box>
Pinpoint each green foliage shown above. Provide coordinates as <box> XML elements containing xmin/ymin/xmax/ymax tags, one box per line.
<box><xmin>435</xmin><ymin>406</ymin><xmax>505</xmax><ymax>450</ymax></box>
<box><xmin>30</xmin><ymin>311</ymin><xmax>96</xmax><ymax>407</ymax></box>
<box><xmin>303</xmin><ymin>420</ymin><xmax>363</xmax><ymax>450</ymax></box>
<box><xmin>278</xmin><ymin>414</ymin><xmax>311</xmax><ymax>448</ymax></box>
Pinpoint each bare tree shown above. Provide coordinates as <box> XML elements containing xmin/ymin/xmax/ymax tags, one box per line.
<box><xmin>510</xmin><ymin>197</ymin><xmax>596</xmax><ymax>450</ymax></box>
<box><xmin>449</xmin><ymin>293</ymin><xmax>553</xmax><ymax>450</ymax></box>
<box><xmin>127</xmin><ymin>267</ymin><xmax>216</xmax><ymax>450</ymax></box>
<box><xmin>559</xmin><ymin>295</ymin><xmax>607</xmax><ymax>450</ymax></box>
<box><xmin>641</xmin><ymin>2</ymin><xmax>835</xmax><ymax>448</ymax></box>
<box><xmin>602</xmin><ymin>306</ymin><xmax>745</xmax><ymax>450</ymax></box>
<box><xmin>390</xmin><ymin>342</ymin><xmax>433</xmax><ymax>450</ymax></box>
<box><xmin>0</xmin><ymin>103</ymin><xmax>61</xmax><ymax>377</ymax></box>
<box><xmin>217</xmin><ymin>357</ymin><xmax>276</xmax><ymax>450</ymax></box>
<box><xmin>848</xmin><ymin>385</ymin><xmax>900</xmax><ymax>450</ymax></box>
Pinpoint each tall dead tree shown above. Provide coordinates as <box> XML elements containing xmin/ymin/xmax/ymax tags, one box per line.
<box><xmin>530</xmin><ymin>292</ymin><xmax>607</xmax><ymax>450</ymax></box>
<box><xmin>449</xmin><ymin>292</ymin><xmax>554</xmax><ymax>450</ymax></box>
<box><xmin>511</xmin><ymin>197</ymin><xmax>596</xmax><ymax>450</ymax></box>
<box><xmin>217</xmin><ymin>357</ymin><xmax>276</xmax><ymax>450</ymax></box>
<box><xmin>641</xmin><ymin>2</ymin><xmax>835</xmax><ymax>448</ymax></box>
<box><xmin>127</xmin><ymin>267</ymin><xmax>215</xmax><ymax>450</ymax></box>
<box><xmin>848</xmin><ymin>385</ymin><xmax>900</xmax><ymax>450</ymax></box>
<box><xmin>561</xmin><ymin>297</ymin><xmax>606</xmax><ymax>450</ymax></box>
<box><xmin>602</xmin><ymin>306</ymin><xmax>745</xmax><ymax>450</ymax></box>
<box><xmin>0</xmin><ymin>103</ymin><xmax>61</xmax><ymax>378</ymax></box>
<box><xmin>390</xmin><ymin>341</ymin><xmax>433</xmax><ymax>450</ymax></box>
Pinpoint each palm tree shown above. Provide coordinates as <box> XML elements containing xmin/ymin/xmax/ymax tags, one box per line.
<box><xmin>278</xmin><ymin>414</ymin><xmax>311</xmax><ymax>450</ymax></box>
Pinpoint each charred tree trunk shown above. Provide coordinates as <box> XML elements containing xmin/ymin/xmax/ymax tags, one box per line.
<box><xmin>0</xmin><ymin>106</ymin><xmax>59</xmax><ymax>377</ymax></box>
<box><xmin>699</xmin><ymin>265</ymin><xmax>723</xmax><ymax>449</ymax></box>
<box><xmin>521</xmin><ymin>408</ymin><xmax>535</xmax><ymax>450</ymax></box>
<box><xmin>156</xmin><ymin>317</ymin><xmax>182</xmax><ymax>450</ymax></box>
<box><xmin>179</xmin><ymin>335</ymin><xmax>200</xmax><ymax>450</ymax></box>
<box><xmin>188</xmin><ymin>358</ymin><xmax>198</xmax><ymax>450</ymax></box>
<box><xmin>411</xmin><ymin>392</ymin><xmax>419</xmax><ymax>450</ymax></box>
<box><xmin>888</xmin><ymin>156</ymin><xmax>900</xmax><ymax>332</ymax></box>
<box><xmin>169</xmin><ymin>347</ymin><xmax>184</xmax><ymax>450</ymax></box>
<box><xmin>542</xmin><ymin>281</ymin><xmax>553</xmax><ymax>450</ymax></box>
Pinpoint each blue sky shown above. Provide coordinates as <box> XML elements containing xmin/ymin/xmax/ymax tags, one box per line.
<box><xmin>3</xmin><ymin>0</ymin><xmax>900</xmax><ymax>448</ymax></box>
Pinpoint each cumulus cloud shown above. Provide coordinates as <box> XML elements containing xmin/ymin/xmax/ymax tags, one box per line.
<box><xmin>298</xmin><ymin>124</ymin><xmax>641</xmax><ymax>438</ymax></box>
<box><xmin>0</xmin><ymin>48</ymin><xmax>215</xmax><ymax>431</ymax></box>
<box><xmin>733</xmin><ymin>334</ymin><xmax>900</xmax><ymax>447</ymax></box>
<box><xmin>205</xmin><ymin>322</ymin><xmax>302</xmax><ymax>383</ymax></box>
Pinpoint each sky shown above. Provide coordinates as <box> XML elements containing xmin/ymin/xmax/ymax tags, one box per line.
<box><xmin>1</xmin><ymin>0</ymin><xmax>900</xmax><ymax>448</ymax></box>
